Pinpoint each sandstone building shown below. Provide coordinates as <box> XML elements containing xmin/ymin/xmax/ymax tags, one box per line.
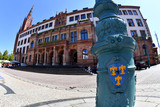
<box><xmin>14</xmin><ymin>5</ymin><xmax>159</xmax><ymax>67</ymax></box>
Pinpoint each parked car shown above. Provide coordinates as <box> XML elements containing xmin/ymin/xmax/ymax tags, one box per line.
<box><xmin>136</xmin><ymin>61</ymin><xmax>148</xmax><ymax>70</ymax></box>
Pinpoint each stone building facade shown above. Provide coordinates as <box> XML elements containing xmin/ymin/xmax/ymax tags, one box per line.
<box><xmin>14</xmin><ymin>5</ymin><xmax>159</xmax><ymax>67</ymax></box>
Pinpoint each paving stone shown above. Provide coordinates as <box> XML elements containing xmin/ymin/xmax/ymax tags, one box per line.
<box><xmin>135</xmin><ymin>101</ymin><xmax>157</xmax><ymax>107</ymax></box>
<box><xmin>146</xmin><ymin>97</ymin><xmax>160</xmax><ymax>104</ymax></box>
<box><xmin>136</xmin><ymin>97</ymin><xmax>148</xmax><ymax>102</ymax></box>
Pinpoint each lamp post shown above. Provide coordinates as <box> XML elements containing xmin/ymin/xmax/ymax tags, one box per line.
<box><xmin>145</xmin><ymin>36</ymin><xmax>150</xmax><ymax>68</ymax></box>
<box><xmin>91</xmin><ymin>0</ymin><xmax>137</xmax><ymax>106</ymax></box>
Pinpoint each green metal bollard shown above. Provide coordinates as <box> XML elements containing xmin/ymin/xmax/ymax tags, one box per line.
<box><xmin>91</xmin><ymin>0</ymin><xmax>137</xmax><ymax>107</ymax></box>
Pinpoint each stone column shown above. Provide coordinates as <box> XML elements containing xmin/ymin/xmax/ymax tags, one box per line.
<box><xmin>55</xmin><ymin>47</ymin><xmax>59</xmax><ymax>65</ymax></box>
<box><xmin>52</xmin><ymin>47</ymin><xmax>56</xmax><ymax>66</ymax></box>
<box><xmin>43</xmin><ymin>48</ymin><xmax>46</xmax><ymax>66</ymax></box>
<box><xmin>36</xmin><ymin>50</ymin><xmax>39</xmax><ymax>65</ymax></box>
<box><xmin>39</xmin><ymin>54</ymin><xmax>42</xmax><ymax>64</ymax></box>
<box><xmin>63</xmin><ymin>46</ymin><xmax>67</xmax><ymax>65</ymax></box>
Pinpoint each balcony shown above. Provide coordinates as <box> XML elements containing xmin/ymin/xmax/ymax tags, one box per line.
<box><xmin>38</xmin><ymin>39</ymin><xmax>67</xmax><ymax>47</ymax></box>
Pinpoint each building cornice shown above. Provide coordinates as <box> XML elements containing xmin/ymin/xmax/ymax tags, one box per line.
<box><xmin>19</xmin><ymin>5</ymin><xmax>141</xmax><ymax>35</ymax></box>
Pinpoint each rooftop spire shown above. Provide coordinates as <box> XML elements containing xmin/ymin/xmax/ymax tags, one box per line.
<box><xmin>28</xmin><ymin>5</ymin><xmax>34</xmax><ymax>17</ymax></box>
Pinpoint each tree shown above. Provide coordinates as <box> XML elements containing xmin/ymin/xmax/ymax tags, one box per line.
<box><xmin>3</xmin><ymin>50</ymin><xmax>9</xmax><ymax>60</ymax></box>
<box><xmin>9</xmin><ymin>53</ymin><xmax>14</xmax><ymax>61</ymax></box>
<box><xmin>0</xmin><ymin>52</ymin><xmax>3</xmax><ymax>60</ymax></box>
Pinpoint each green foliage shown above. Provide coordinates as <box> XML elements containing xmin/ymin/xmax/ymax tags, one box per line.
<box><xmin>0</xmin><ymin>50</ymin><xmax>14</xmax><ymax>61</ymax></box>
<box><xmin>3</xmin><ymin>50</ymin><xmax>9</xmax><ymax>60</ymax></box>
<box><xmin>9</xmin><ymin>53</ymin><xmax>14</xmax><ymax>61</ymax></box>
<box><xmin>0</xmin><ymin>52</ymin><xmax>3</xmax><ymax>60</ymax></box>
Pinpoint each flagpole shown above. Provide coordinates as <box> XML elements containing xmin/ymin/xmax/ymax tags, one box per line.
<box><xmin>155</xmin><ymin>33</ymin><xmax>160</xmax><ymax>54</ymax></box>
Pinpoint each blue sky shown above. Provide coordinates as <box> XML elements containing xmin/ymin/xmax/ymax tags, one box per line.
<box><xmin>0</xmin><ymin>0</ymin><xmax>160</xmax><ymax>54</ymax></box>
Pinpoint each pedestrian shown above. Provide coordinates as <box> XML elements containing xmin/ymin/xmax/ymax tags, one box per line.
<box><xmin>88</xmin><ymin>66</ymin><xmax>92</xmax><ymax>72</ymax></box>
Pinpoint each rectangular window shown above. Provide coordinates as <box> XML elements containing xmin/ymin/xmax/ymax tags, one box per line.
<box><xmin>24</xmin><ymin>39</ymin><xmax>27</xmax><ymax>44</ymax></box>
<box><xmin>133</xmin><ymin>10</ymin><xmax>138</xmax><ymax>15</ymax></box>
<box><xmin>26</xmin><ymin>46</ymin><xmax>29</xmax><ymax>53</ymax></box>
<box><xmin>61</xmin><ymin>34</ymin><xmax>64</xmax><ymax>40</ymax></box>
<box><xmin>69</xmin><ymin>17</ymin><xmax>74</xmax><ymax>22</ymax></box>
<box><xmin>128</xmin><ymin>10</ymin><xmax>133</xmax><ymax>15</ymax></box>
<box><xmin>21</xmin><ymin>40</ymin><xmax>23</xmax><ymax>45</ymax></box>
<box><xmin>140</xmin><ymin>30</ymin><xmax>146</xmax><ymax>37</ymax></box>
<box><xmin>71</xmin><ymin>32</ymin><xmax>74</xmax><ymax>42</ymax></box>
<box><xmin>23</xmin><ymin>47</ymin><xmax>25</xmax><ymax>54</ymax></box>
<box><xmin>55</xmin><ymin>35</ymin><xmax>57</xmax><ymax>40</ymax></box>
<box><xmin>42</xmin><ymin>25</ymin><xmax>44</xmax><ymax>29</ymax></box>
<box><xmin>74</xmin><ymin>32</ymin><xmax>77</xmax><ymax>42</ymax></box>
<box><xmin>28</xmin><ymin>38</ymin><xmax>30</xmax><ymax>43</ymax></box>
<box><xmin>45</xmin><ymin>24</ymin><xmax>48</xmax><ymax>28</ymax></box>
<box><xmin>18</xmin><ymin>41</ymin><xmax>20</xmax><ymax>46</ymax></box>
<box><xmin>38</xmin><ymin>27</ymin><xmax>41</xmax><ymax>31</ymax></box>
<box><xmin>87</xmin><ymin>13</ymin><xmax>91</xmax><ymax>18</ymax></box>
<box><xmin>131</xmin><ymin>30</ymin><xmax>138</xmax><ymax>37</ymax></box>
<box><xmin>17</xmin><ymin>48</ymin><xmax>19</xmax><ymax>52</ymax></box>
<box><xmin>35</xmin><ymin>28</ymin><xmax>38</xmax><ymax>32</ymax></box>
<box><xmin>52</xmin><ymin>36</ymin><xmax>55</xmax><ymax>41</ymax></box>
<box><xmin>38</xmin><ymin>39</ymin><xmax>42</xmax><ymax>44</ymax></box>
<box><xmin>49</xmin><ymin>22</ymin><xmax>53</xmax><ymax>27</ymax></box>
<box><xmin>45</xmin><ymin>37</ymin><xmax>49</xmax><ymax>43</ymax></box>
<box><xmin>75</xmin><ymin>15</ymin><xmax>79</xmax><ymax>20</ymax></box>
<box><xmin>81</xmin><ymin>14</ymin><xmax>86</xmax><ymax>19</ymax></box>
<box><xmin>64</xmin><ymin>33</ymin><xmax>67</xmax><ymax>40</ymax></box>
<box><xmin>20</xmin><ymin>48</ymin><xmax>22</xmax><ymax>53</ymax></box>
<box><xmin>118</xmin><ymin>10</ymin><xmax>122</xmax><ymax>15</ymax></box>
<box><xmin>122</xmin><ymin>10</ymin><xmax>128</xmax><ymax>15</ymax></box>
<box><xmin>136</xmin><ymin>19</ymin><xmax>143</xmax><ymax>27</ymax></box>
<box><xmin>33</xmin><ymin>29</ymin><xmax>35</xmax><ymax>33</ymax></box>
<box><xmin>29</xmin><ymin>55</ymin><xmax>32</xmax><ymax>62</ymax></box>
<box><xmin>127</xmin><ymin>19</ymin><xmax>135</xmax><ymax>26</ymax></box>
<box><xmin>30</xmin><ymin>30</ymin><xmax>32</xmax><ymax>34</ymax></box>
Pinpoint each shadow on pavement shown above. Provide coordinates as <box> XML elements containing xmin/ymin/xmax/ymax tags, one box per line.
<box><xmin>0</xmin><ymin>83</ymin><xmax>16</xmax><ymax>95</ymax></box>
<box><xmin>24</xmin><ymin>96</ymin><xmax>95</xmax><ymax>107</ymax></box>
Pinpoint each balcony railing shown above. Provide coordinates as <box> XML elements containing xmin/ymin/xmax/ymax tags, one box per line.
<box><xmin>38</xmin><ymin>39</ymin><xmax>66</xmax><ymax>46</ymax></box>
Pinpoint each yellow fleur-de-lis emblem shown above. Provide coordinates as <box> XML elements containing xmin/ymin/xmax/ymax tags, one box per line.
<box><xmin>109</xmin><ymin>63</ymin><xmax>127</xmax><ymax>87</ymax></box>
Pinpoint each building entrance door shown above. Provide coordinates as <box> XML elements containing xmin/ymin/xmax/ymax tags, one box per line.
<box><xmin>58</xmin><ymin>51</ymin><xmax>64</xmax><ymax>65</ymax></box>
<box><xmin>70</xmin><ymin>49</ymin><xmax>77</xmax><ymax>65</ymax></box>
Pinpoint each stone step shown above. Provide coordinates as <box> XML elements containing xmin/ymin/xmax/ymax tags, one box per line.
<box><xmin>12</xmin><ymin>66</ymin><xmax>92</xmax><ymax>75</ymax></box>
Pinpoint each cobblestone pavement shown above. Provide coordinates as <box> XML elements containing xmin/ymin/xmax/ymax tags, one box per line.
<box><xmin>0</xmin><ymin>64</ymin><xmax>160</xmax><ymax>107</ymax></box>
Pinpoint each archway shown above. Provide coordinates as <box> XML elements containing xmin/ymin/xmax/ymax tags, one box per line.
<box><xmin>49</xmin><ymin>52</ymin><xmax>53</xmax><ymax>65</ymax></box>
<box><xmin>22</xmin><ymin>57</ymin><xmax>24</xmax><ymax>63</ymax></box>
<box><xmin>41</xmin><ymin>53</ymin><xmax>44</xmax><ymax>64</ymax></box>
<box><xmin>58</xmin><ymin>50</ymin><xmax>64</xmax><ymax>65</ymax></box>
<box><xmin>69</xmin><ymin>49</ymin><xmax>77</xmax><ymax>65</ymax></box>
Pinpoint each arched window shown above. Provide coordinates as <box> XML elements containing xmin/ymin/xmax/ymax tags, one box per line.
<box><xmin>81</xmin><ymin>30</ymin><xmax>88</xmax><ymax>40</ymax></box>
<box><xmin>31</xmin><ymin>41</ymin><xmax>34</xmax><ymax>49</ymax></box>
<box><xmin>82</xmin><ymin>49</ymin><xmax>88</xmax><ymax>59</ymax></box>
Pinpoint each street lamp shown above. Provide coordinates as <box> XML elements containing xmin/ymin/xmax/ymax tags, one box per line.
<box><xmin>145</xmin><ymin>36</ymin><xmax>150</xmax><ymax>68</ymax></box>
